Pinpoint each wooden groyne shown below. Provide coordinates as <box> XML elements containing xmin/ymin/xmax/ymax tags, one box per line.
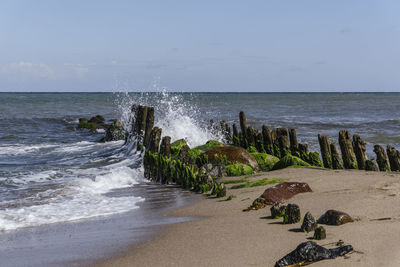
<box><xmin>125</xmin><ymin>105</ymin><xmax>400</xmax><ymax>197</ymax></box>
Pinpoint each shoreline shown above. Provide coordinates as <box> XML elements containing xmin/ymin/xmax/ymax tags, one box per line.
<box><xmin>94</xmin><ymin>167</ymin><xmax>400</xmax><ymax>267</ymax></box>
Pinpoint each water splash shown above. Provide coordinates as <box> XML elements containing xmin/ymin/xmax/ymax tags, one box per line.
<box><xmin>115</xmin><ymin>89</ymin><xmax>222</xmax><ymax>148</ymax></box>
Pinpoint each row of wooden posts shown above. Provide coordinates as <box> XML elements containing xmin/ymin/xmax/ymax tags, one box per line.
<box><xmin>131</xmin><ymin>104</ymin><xmax>400</xmax><ymax>173</ymax></box>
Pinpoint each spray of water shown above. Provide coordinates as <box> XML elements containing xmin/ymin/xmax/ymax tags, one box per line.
<box><xmin>115</xmin><ymin>89</ymin><xmax>222</xmax><ymax>148</ymax></box>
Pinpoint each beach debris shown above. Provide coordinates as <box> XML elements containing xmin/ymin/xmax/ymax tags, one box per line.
<box><xmin>353</xmin><ymin>134</ymin><xmax>367</xmax><ymax>170</ymax></box>
<box><xmin>365</xmin><ymin>159</ymin><xmax>379</xmax><ymax>171</ymax></box>
<box><xmin>318</xmin><ymin>134</ymin><xmax>333</xmax><ymax>169</ymax></box>
<box><xmin>313</xmin><ymin>226</ymin><xmax>326</xmax><ymax>240</ymax></box>
<box><xmin>318</xmin><ymin>210</ymin><xmax>354</xmax><ymax>226</ymax></box>
<box><xmin>338</xmin><ymin>130</ymin><xmax>358</xmax><ymax>169</ymax></box>
<box><xmin>330</xmin><ymin>143</ymin><xmax>344</xmax><ymax>169</ymax></box>
<box><xmin>274</xmin><ymin>241</ymin><xmax>353</xmax><ymax>267</ymax></box>
<box><xmin>301</xmin><ymin>212</ymin><xmax>317</xmax><ymax>233</ymax></box>
<box><xmin>260</xmin><ymin>182</ymin><xmax>312</xmax><ymax>205</ymax></box>
<box><xmin>270</xmin><ymin>204</ymin><xmax>286</xmax><ymax>218</ymax></box>
<box><xmin>283</xmin><ymin>204</ymin><xmax>301</xmax><ymax>224</ymax></box>
<box><xmin>387</xmin><ymin>145</ymin><xmax>400</xmax><ymax>171</ymax></box>
<box><xmin>373</xmin><ymin>145</ymin><xmax>390</xmax><ymax>171</ymax></box>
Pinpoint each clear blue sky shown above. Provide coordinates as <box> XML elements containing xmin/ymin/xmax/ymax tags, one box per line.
<box><xmin>1</xmin><ymin>0</ymin><xmax>399</xmax><ymax>92</ymax></box>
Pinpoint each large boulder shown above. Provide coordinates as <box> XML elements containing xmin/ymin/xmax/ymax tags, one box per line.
<box><xmin>204</xmin><ymin>146</ymin><xmax>258</xmax><ymax>169</ymax></box>
<box><xmin>275</xmin><ymin>241</ymin><xmax>353</xmax><ymax>267</ymax></box>
<box><xmin>318</xmin><ymin>210</ymin><xmax>354</xmax><ymax>226</ymax></box>
<box><xmin>261</xmin><ymin>182</ymin><xmax>312</xmax><ymax>205</ymax></box>
<box><xmin>250</xmin><ymin>152</ymin><xmax>279</xmax><ymax>171</ymax></box>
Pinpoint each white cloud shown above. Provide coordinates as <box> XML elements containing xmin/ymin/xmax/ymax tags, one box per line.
<box><xmin>5</xmin><ymin>61</ymin><xmax>54</xmax><ymax>78</ymax></box>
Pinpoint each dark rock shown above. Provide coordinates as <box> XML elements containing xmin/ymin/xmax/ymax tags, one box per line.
<box><xmin>283</xmin><ymin>204</ymin><xmax>301</xmax><ymax>224</ymax></box>
<box><xmin>203</xmin><ymin>146</ymin><xmax>258</xmax><ymax>169</ymax></box>
<box><xmin>275</xmin><ymin>241</ymin><xmax>353</xmax><ymax>267</ymax></box>
<box><xmin>365</xmin><ymin>159</ymin><xmax>379</xmax><ymax>171</ymax></box>
<box><xmin>199</xmin><ymin>163</ymin><xmax>225</xmax><ymax>178</ymax></box>
<box><xmin>318</xmin><ymin>210</ymin><xmax>354</xmax><ymax>225</ymax></box>
<box><xmin>270</xmin><ymin>204</ymin><xmax>286</xmax><ymax>218</ymax></box>
<box><xmin>313</xmin><ymin>226</ymin><xmax>326</xmax><ymax>240</ymax></box>
<box><xmin>212</xmin><ymin>183</ymin><xmax>226</xmax><ymax>198</ymax></box>
<box><xmin>88</xmin><ymin>115</ymin><xmax>105</xmax><ymax>124</ymax></box>
<box><xmin>301</xmin><ymin>212</ymin><xmax>317</xmax><ymax>233</ymax></box>
<box><xmin>102</xmin><ymin>120</ymin><xmax>126</xmax><ymax>141</ymax></box>
<box><xmin>260</xmin><ymin>182</ymin><xmax>312</xmax><ymax>205</ymax></box>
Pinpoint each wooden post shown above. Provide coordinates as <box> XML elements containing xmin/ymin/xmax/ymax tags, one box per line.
<box><xmin>239</xmin><ymin>111</ymin><xmax>248</xmax><ymax>140</ymax></box>
<box><xmin>352</xmin><ymin>134</ymin><xmax>367</xmax><ymax>170</ymax></box>
<box><xmin>255</xmin><ymin>132</ymin><xmax>263</xmax><ymax>152</ymax></box>
<box><xmin>134</xmin><ymin>105</ymin><xmax>148</xmax><ymax>140</ymax></box>
<box><xmin>289</xmin><ymin>129</ymin><xmax>299</xmax><ymax>153</ymax></box>
<box><xmin>276</xmin><ymin>128</ymin><xmax>290</xmax><ymax>157</ymax></box>
<box><xmin>330</xmin><ymin>143</ymin><xmax>343</xmax><ymax>169</ymax></box>
<box><xmin>318</xmin><ymin>134</ymin><xmax>333</xmax><ymax>169</ymax></box>
<box><xmin>144</xmin><ymin>107</ymin><xmax>154</xmax><ymax>147</ymax></box>
<box><xmin>148</xmin><ymin>127</ymin><xmax>162</xmax><ymax>153</ymax></box>
<box><xmin>262</xmin><ymin>125</ymin><xmax>273</xmax><ymax>155</ymax></box>
<box><xmin>225</xmin><ymin>123</ymin><xmax>232</xmax><ymax>144</ymax></box>
<box><xmin>160</xmin><ymin>136</ymin><xmax>171</xmax><ymax>157</ymax></box>
<box><xmin>232</xmin><ymin>123</ymin><xmax>239</xmax><ymax>146</ymax></box>
<box><xmin>246</xmin><ymin>126</ymin><xmax>256</xmax><ymax>147</ymax></box>
<box><xmin>387</xmin><ymin>145</ymin><xmax>400</xmax><ymax>171</ymax></box>
<box><xmin>373</xmin><ymin>145</ymin><xmax>390</xmax><ymax>172</ymax></box>
<box><xmin>338</xmin><ymin>130</ymin><xmax>358</xmax><ymax>169</ymax></box>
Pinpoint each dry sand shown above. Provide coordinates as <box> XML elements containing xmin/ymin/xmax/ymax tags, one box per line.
<box><xmin>94</xmin><ymin>168</ymin><xmax>400</xmax><ymax>267</ymax></box>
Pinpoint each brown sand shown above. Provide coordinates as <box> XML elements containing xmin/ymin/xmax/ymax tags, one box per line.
<box><xmin>94</xmin><ymin>168</ymin><xmax>400</xmax><ymax>267</ymax></box>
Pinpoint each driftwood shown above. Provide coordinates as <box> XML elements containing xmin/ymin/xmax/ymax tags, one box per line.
<box><xmin>338</xmin><ymin>130</ymin><xmax>357</xmax><ymax>169</ymax></box>
<box><xmin>373</xmin><ymin>145</ymin><xmax>390</xmax><ymax>171</ymax></box>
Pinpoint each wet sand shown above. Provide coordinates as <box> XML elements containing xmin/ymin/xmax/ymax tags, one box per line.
<box><xmin>94</xmin><ymin>168</ymin><xmax>400</xmax><ymax>267</ymax></box>
<box><xmin>0</xmin><ymin>184</ymin><xmax>200</xmax><ymax>267</ymax></box>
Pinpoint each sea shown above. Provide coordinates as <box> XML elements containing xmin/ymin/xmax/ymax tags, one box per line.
<box><xmin>0</xmin><ymin>91</ymin><xmax>400</xmax><ymax>265</ymax></box>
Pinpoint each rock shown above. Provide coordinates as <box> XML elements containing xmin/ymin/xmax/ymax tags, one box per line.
<box><xmin>365</xmin><ymin>159</ymin><xmax>379</xmax><ymax>171</ymax></box>
<box><xmin>203</xmin><ymin>146</ymin><xmax>258</xmax><ymax>169</ymax></box>
<box><xmin>88</xmin><ymin>115</ymin><xmax>105</xmax><ymax>124</ymax></box>
<box><xmin>250</xmin><ymin>152</ymin><xmax>279</xmax><ymax>171</ymax></box>
<box><xmin>318</xmin><ymin>210</ymin><xmax>354</xmax><ymax>225</ymax></box>
<box><xmin>272</xmin><ymin>155</ymin><xmax>311</xmax><ymax>170</ymax></box>
<box><xmin>171</xmin><ymin>139</ymin><xmax>188</xmax><ymax>157</ymax></box>
<box><xmin>225</xmin><ymin>163</ymin><xmax>254</xmax><ymax>176</ymax></box>
<box><xmin>274</xmin><ymin>241</ymin><xmax>353</xmax><ymax>267</ymax></box>
<box><xmin>212</xmin><ymin>183</ymin><xmax>226</xmax><ymax>198</ymax></box>
<box><xmin>283</xmin><ymin>204</ymin><xmax>301</xmax><ymax>224</ymax></box>
<box><xmin>301</xmin><ymin>212</ymin><xmax>317</xmax><ymax>233</ymax></box>
<box><xmin>270</xmin><ymin>204</ymin><xmax>286</xmax><ymax>218</ymax></box>
<box><xmin>313</xmin><ymin>226</ymin><xmax>326</xmax><ymax>240</ymax></box>
<box><xmin>260</xmin><ymin>182</ymin><xmax>312</xmax><ymax>205</ymax></box>
<box><xmin>199</xmin><ymin>163</ymin><xmax>225</xmax><ymax>178</ymax></box>
<box><xmin>244</xmin><ymin>197</ymin><xmax>266</xmax><ymax>211</ymax></box>
<box><xmin>102</xmin><ymin>120</ymin><xmax>125</xmax><ymax>142</ymax></box>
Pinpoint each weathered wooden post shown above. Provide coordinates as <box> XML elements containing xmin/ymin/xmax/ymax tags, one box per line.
<box><xmin>276</xmin><ymin>128</ymin><xmax>290</xmax><ymax>157</ymax></box>
<box><xmin>134</xmin><ymin>105</ymin><xmax>148</xmax><ymax>140</ymax></box>
<box><xmin>373</xmin><ymin>145</ymin><xmax>390</xmax><ymax>172</ymax></box>
<box><xmin>365</xmin><ymin>160</ymin><xmax>379</xmax><ymax>171</ymax></box>
<box><xmin>289</xmin><ymin>129</ymin><xmax>299</xmax><ymax>153</ymax></box>
<box><xmin>318</xmin><ymin>134</ymin><xmax>333</xmax><ymax>169</ymax></box>
<box><xmin>232</xmin><ymin>123</ymin><xmax>239</xmax><ymax>146</ymax></box>
<box><xmin>246</xmin><ymin>126</ymin><xmax>256</xmax><ymax>147</ymax></box>
<box><xmin>225</xmin><ymin>123</ymin><xmax>232</xmax><ymax>144</ymax></box>
<box><xmin>330</xmin><ymin>143</ymin><xmax>343</xmax><ymax>169</ymax></box>
<box><xmin>144</xmin><ymin>107</ymin><xmax>154</xmax><ymax>147</ymax></box>
<box><xmin>255</xmin><ymin>132</ymin><xmax>263</xmax><ymax>152</ymax></box>
<box><xmin>387</xmin><ymin>145</ymin><xmax>400</xmax><ymax>171</ymax></box>
<box><xmin>148</xmin><ymin>127</ymin><xmax>162</xmax><ymax>153</ymax></box>
<box><xmin>262</xmin><ymin>125</ymin><xmax>274</xmax><ymax>155</ymax></box>
<box><xmin>338</xmin><ymin>130</ymin><xmax>358</xmax><ymax>169</ymax></box>
<box><xmin>352</xmin><ymin>134</ymin><xmax>367</xmax><ymax>170</ymax></box>
<box><xmin>239</xmin><ymin>111</ymin><xmax>248</xmax><ymax>140</ymax></box>
<box><xmin>160</xmin><ymin>136</ymin><xmax>171</xmax><ymax>157</ymax></box>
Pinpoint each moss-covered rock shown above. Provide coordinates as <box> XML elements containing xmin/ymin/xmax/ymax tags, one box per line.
<box><xmin>171</xmin><ymin>139</ymin><xmax>188</xmax><ymax>157</ymax></box>
<box><xmin>204</xmin><ymin>146</ymin><xmax>258</xmax><ymax>169</ymax></box>
<box><xmin>272</xmin><ymin>154</ymin><xmax>311</xmax><ymax>170</ymax></box>
<box><xmin>246</xmin><ymin>146</ymin><xmax>257</xmax><ymax>153</ymax></box>
<box><xmin>225</xmin><ymin>163</ymin><xmax>254</xmax><ymax>176</ymax></box>
<box><xmin>250</xmin><ymin>152</ymin><xmax>280</xmax><ymax>171</ymax></box>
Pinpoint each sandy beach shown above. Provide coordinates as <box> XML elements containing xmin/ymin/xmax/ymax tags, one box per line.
<box><xmin>94</xmin><ymin>167</ymin><xmax>400</xmax><ymax>267</ymax></box>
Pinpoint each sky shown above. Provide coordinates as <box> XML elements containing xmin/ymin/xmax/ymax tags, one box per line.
<box><xmin>0</xmin><ymin>0</ymin><xmax>400</xmax><ymax>92</ymax></box>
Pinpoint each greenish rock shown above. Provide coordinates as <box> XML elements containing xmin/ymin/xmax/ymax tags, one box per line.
<box><xmin>313</xmin><ymin>226</ymin><xmax>326</xmax><ymax>240</ymax></box>
<box><xmin>283</xmin><ymin>204</ymin><xmax>301</xmax><ymax>224</ymax></box>
<box><xmin>225</xmin><ymin>163</ymin><xmax>254</xmax><ymax>176</ymax></box>
<box><xmin>306</xmin><ymin>152</ymin><xmax>324</xmax><ymax>167</ymax></box>
<box><xmin>171</xmin><ymin>139</ymin><xmax>188</xmax><ymax>157</ymax></box>
<box><xmin>77</xmin><ymin>121</ymin><xmax>99</xmax><ymax>131</ymax></box>
<box><xmin>212</xmin><ymin>183</ymin><xmax>226</xmax><ymax>198</ymax></box>
<box><xmin>250</xmin><ymin>152</ymin><xmax>279</xmax><ymax>171</ymax></box>
<box><xmin>194</xmin><ymin>140</ymin><xmax>223</xmax><ymax>152</ymax></box>
<box><xmin>301</xmin><ymin>212</ymin><xmax>317</xmax><ymax>233</ymax></box>
<box><xmin>226</xmin><ymin>195</ymin><xmax>236</xmax><ymax>201</ymax></box>
<box><xmin>270</xmin><ymin>204</ymin><xmax>286</xmax><ymax>218</ymax></box>
<box><xmin>272</xmin><ymin>155</ymin><xmax>311</xmax><ymax>170</ymax></box>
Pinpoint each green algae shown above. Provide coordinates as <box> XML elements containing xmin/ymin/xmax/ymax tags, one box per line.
<box><xmin>272</xmin><ymin>154</ymin><xmax>311</xmax><ymax>170</ymax></box>
<box><xmin>225</xmin><ymin>163</ymin><xmax>254</xmax><ymax>176</ymax></box>
<box><xmin>223</xmin><ymin>179</ymin><xmax>248</xmax><ymax>184</ymax></box>
<box><xmin>250</xmin><ymin>152</ymin><xmax>280</xmax><ymax>171</ymax></box>
<box><xmin>230</xmin><ymin>178</ymin><xmax>287</xmax><ymax>189</ymax></box>
<box><xmin>246</xmin><ymin>146</ymin><xmax>257</xmax><ymax>153</ymax></box>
